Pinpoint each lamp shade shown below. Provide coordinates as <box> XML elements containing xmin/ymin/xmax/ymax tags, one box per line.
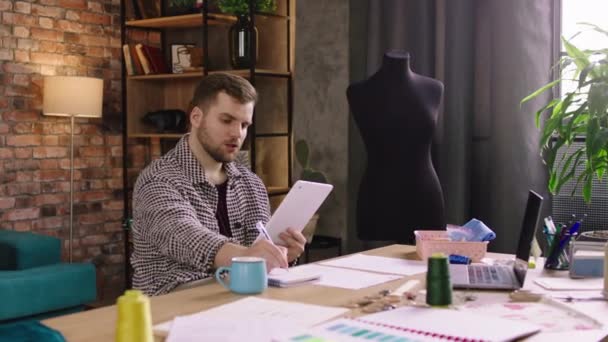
<box><xmin>43</xmin><ymin>76</ymin><xmax>103</xmax><ymax>118</ymax></box>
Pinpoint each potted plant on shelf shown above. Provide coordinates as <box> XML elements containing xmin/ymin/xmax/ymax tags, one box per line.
<box><xmin>166</xmin><ymin>0</ymin><xmax>198</xmax><ymax>16</ymax></box>
<box><xmin>295</xmin><ymin>139</ymin><xmax>329</xmax><ymax>243</ymax></box>
<box><xmin>522</xmin><ymin>24</ymin><xmax>608</xmax><ymax>203</ymax></box>
<box><xmin>216</xmin><ymin>0</ymin><xmax>277</xmax><ymax>68</ymax></box>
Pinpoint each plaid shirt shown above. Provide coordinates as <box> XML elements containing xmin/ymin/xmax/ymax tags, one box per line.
<box><xmin>131</xmin><ymin>134</ymin><xmax>271</xmax><ymax>296</ymax></box>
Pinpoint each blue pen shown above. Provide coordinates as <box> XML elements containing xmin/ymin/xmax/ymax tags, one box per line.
<box><xmin>568</xmin><ymin>220</ymin><xmax>581</xmax><ymax>235</ymax></box>
<box><xmin>548</xmin><ymin>221</ymin><xmax>580</xmax><ymax>267</ymax></box>
<box><xmin>546</xmin><ymin>224</ymin><xmax>567</xmax><ymax>267</ymax></box>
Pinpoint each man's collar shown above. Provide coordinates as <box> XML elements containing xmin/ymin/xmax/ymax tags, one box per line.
<box><xmin>175</xmin><ymin>133</ymin><xmax>242</xmax><ymax>185</ymax></box>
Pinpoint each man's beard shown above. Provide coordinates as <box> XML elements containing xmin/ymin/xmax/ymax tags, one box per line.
<box><xmin>196</xmin><ymin>126</ymin><xmax>240</xmax><ymax>163</ymax></box>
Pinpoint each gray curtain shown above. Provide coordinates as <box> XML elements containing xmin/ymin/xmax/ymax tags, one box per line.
<box><xmin>349</xmin><ymin>0</ymin><xmax>557</xmax><ymax>253</ymax></box>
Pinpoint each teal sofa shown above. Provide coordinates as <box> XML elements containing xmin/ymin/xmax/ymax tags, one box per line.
<box><xmin>0</xmin><ymin>230</ymin><xmax>96</xmax><ymax>322</ymax></box>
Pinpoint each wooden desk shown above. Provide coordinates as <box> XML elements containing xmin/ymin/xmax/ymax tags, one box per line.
<box><xmin>44</xmin><ymin>245</ymin><xmax>607</xmax><ymax>341</ymax></box>
<box><xmin>44</xmin><ymin>245</ymin><xmax>422</xmax><ymax>341</ymax></box>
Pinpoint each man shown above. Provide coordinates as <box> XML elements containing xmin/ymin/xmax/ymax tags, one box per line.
<box><xmin>132</xmin><ymin>73</ymin><xmax>306</xmax><ymax>296</ymax></box>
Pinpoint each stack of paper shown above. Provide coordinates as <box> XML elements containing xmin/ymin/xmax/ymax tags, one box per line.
<box><xmin>268</xmin><ymin>267</ymin><xmax>321</xmax><ymax>287</ymax></box>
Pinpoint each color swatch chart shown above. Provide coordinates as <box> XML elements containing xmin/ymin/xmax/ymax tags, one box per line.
<box><xmin>281</xmin><ymin>318</ymin><xmax>438</xmax><ymax>342</ymax></box>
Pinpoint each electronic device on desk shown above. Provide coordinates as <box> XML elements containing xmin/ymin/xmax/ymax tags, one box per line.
<box><xmin>450</xmin><ymin>190</ymin><xmax>543</xmax><ymax>290</ymax></box>
<box><xmin>265</xmin><ymin>180</ymin><xmax>333</xmax><ymax>245</ymax></box>
<box><xmin>569</xmin><ymin>238</ymin><xmax>606</xmax><ymax>279</ymax></box>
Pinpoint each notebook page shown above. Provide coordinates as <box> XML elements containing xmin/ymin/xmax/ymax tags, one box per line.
<box><xmin>361</xmin><ymin>306</ymin><xmax>541</xmax><ymax>342</ymax></box>
<box><xmin>320</xmin><ymin>254</ymin><xmax>427</xmax><ymax>276</ymax></box>
<box><xmin>273</xmin><ymin>318</ymin><xmax>442</xmax><ymax>342</ymax></box>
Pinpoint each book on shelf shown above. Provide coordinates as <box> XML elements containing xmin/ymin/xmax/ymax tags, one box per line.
<box><xmin>122</xmin><ymin>44</ymin><xmax>135</xmax><ymax>75</ymax></box>
<box><xmin>141</xmin><ymin>45</ymin><xmax>170</xmax><ymax>74</ymax></box>
<box><xmin>129</xmin><ymin>44</ymin><xmax>144</xmax><ymax>75</ymax></box>
<box><xmin>128</xmin><ymin>0</ymin><xmax>142</xmax><ymax>20</ymax></box>
<box><xmin>136</xmin><ymin>0</ymin><xmax>160</xmax><ymax>19</ymax></box>
<box><xmin>124</xmin><ymin>43</ymin><xmax>170</xmax><ymax>76</ymax></box>
<box><xmin>135</xmin><ymin>43</ymin><xmax>152</xmax><ymax>75</ymax></box>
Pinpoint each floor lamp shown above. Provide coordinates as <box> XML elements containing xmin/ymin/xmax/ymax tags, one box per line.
<box><xmin>43</xmin><ymin>76</ymin><xmax>103</xmax><ymax>263</ymax></box>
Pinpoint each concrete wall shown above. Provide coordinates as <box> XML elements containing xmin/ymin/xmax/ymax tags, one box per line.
<box><xmin>294</xmin><ymin>0</ymin><xmax>350</xmax><ymax>246</ymax></box>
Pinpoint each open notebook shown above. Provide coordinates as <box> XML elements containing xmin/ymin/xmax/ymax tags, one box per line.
<box><xmin>272</xmin><ymin>309</ymin><xmax>539</xmax><ymax>342</ymax></box>
<box><xmin>359</xmin><ymin>306</ymin><xmax>540</xmax><ymax>342</ymax></box>
<box><xmin>268</xmin><ymin>267</ymin><xmax>321</xmax><ymax>287</ymax></box>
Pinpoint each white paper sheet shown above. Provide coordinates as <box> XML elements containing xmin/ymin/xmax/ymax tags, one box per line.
<box><xmin>319</xmin><ymin>253</ymin><xmax>427</xmax><ymax>276</ymax></box>
<box><xmin>295</xmin><ymin>264</ymin><xmax>402</xmax><ymax>289</ymax></box>
<box><xmin>157</xmin><ymin>297</ymin><xmax>349</xmax><ymax>339</ymax></box>
<box><xmin>526</xmin><ymin>329</ymin><xmax>608</xmax><ymax>342</ymax></box>
<box><xmin>463</xmin><ymin>299</ymin><xmax>602</xmax><ymax>332</ymax></box>
<box><xmin>166</xmin><ymin>315</ymin><xmax>301</xmax><ymax>342</ymax></box>
<box><xmin>534</xmin><ymin>277</ymin><xmax>604</xmax><ymax>291</ymax></box>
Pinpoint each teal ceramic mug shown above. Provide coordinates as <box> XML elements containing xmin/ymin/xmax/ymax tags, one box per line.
<box><xmin>215</xmin><ymin>257</ymin><xmax>268</xmax><ymax>294</ymax></box>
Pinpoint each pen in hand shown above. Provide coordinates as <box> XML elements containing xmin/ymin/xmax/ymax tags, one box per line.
<box><xmin>255</xmin><ymin>221</ymin><xmax>289</xmax><ymax>269</ymax></box>
<box><xmin>256</xmin><ymin>221</ymin><xmax>273</xmax><ymax>242</ymax></box>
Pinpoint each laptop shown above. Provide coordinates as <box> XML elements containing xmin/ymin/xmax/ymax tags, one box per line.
<box><xmin>450</xmin><ymin>190</ymin><xmax>543</xmax><ymax>290</ymax></box>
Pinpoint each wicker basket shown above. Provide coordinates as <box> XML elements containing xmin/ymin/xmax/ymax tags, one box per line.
<box><xmin>414</xmin><ymin>230</ymin><xmax>488</xmax><ymax>262</ymax></box>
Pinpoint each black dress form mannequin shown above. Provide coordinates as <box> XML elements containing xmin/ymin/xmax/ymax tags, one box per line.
<box><xmin>347</xmin><ymin>51</ymin><xmax>446</xmax><ymax>243</ymax></box>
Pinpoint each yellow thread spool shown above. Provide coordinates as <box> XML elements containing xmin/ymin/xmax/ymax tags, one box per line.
<box><xmin>115</xmin><ymin>290</ymin><xmax>153</xmax><ymax>342</ymax></box>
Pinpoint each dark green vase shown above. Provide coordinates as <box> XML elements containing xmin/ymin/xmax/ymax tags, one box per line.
<box><xmin>229</xmin><ymin>14</ymin><xmax>258</xmax><ymax>69</ymax></box>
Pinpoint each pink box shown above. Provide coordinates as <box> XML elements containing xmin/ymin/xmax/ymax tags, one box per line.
<box><xmin>414</xmin><ymin>230</ymin><xmax>488</xmax><ymax>262</ymax></box>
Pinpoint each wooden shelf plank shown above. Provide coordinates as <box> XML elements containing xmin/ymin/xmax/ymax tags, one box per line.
<box><xmin>226</xmin><ymin>69</ymin><xmax>292</xmax><ymax>77</ymax></box>
<box><xmin>128</xmin><ymin>69</ymin><xmax>291</xmax><ymax>81</ymax></box>
<box><xmin>126</xmin><ymin>13</ymin><xmax>232</xmax><ymax>29</ymax></box>
<box><xmin>126</xmin><ymin>12</ymin><xmax>289</xmax><ymax>29</ymax></box>
<box><xmin>128</xmin><ymin>72</ymin><xmax>204</xmax><ymax>80</ymax></box>
<box><xmin>128</xmin><ymin>133</ymin><xmax>184</xmax><ymax>139</ymax></box>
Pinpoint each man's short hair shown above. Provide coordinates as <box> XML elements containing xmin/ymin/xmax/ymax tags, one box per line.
<box><xmin>191</xmin><ymin>73</ymin><xmax>257</xmax><ymax>112</ymax></box>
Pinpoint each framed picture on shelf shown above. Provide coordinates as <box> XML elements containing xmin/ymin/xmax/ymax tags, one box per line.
<box><xmin>171</xmin><ymin>44</ymin><xmax>203</xmax><ymax>74</ymax></box>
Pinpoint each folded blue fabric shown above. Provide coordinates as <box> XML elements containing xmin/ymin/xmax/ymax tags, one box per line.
<box><xmin>0</xmin><ymin>321</ymin><xmax>65</xmax><ymax>342</ymax></box>
<box><xmin>447</xmin><ymin>219</ymin><xmax>496</xmax><ymax>242</ymax></box>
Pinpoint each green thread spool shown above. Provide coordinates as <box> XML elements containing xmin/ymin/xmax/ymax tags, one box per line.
<box><xmin>426</xmin><ymin>253</ymin><xmax>452</xmax><ymax>307</ymax></box>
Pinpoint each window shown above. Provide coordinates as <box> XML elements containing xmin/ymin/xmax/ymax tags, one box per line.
<box><xmin>560</xmin><ymin>0</ymin><xmax>608</xmax><ymax>96</ymax></box>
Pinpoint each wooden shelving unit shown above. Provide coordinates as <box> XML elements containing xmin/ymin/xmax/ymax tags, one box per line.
<box><xmin>125</xmin><ymin>12</ymin><xmax>289</xmax><ymax>29</ymax></box>
<box><xmin>127</xmin><ymin>69</ymin><xmax>290</xmax><ymax>81</ymax></box>
<box><xmin>121</xmin><ymin>1</ymin><xmax>295</xmax><ymax>286</ymax></box>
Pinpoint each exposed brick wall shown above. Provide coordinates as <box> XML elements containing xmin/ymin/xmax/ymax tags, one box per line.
<box><xmin>0</xmin><ymin>0</ymin><xmax>147</xmax><ymax>300</ymax></box>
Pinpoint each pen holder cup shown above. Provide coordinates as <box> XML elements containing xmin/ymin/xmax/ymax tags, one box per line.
<box><xmin>543</xmin><ymin>231</ymin><xmax>577</xmax><ymax>270</ymax></box>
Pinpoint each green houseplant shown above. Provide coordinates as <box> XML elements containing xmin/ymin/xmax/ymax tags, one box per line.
<box><xmin>216</xmin><ymin>0</ymin><xmax>277</xmax><ymax>68</ymax></box>
<box><xmin>522</xmin><ymin>24</ymin><xmax>608</xmax><ymax>203</ymax></box>
<box><xmin>166</xmin><ymin>0</ymin><xmax>197</xmax><ymax>16</ymax></box>
<box><xmin>295</xmin><ymin>139</ymin><xmax>329</xmax><ymax>243</ymax></box>
<box><xmin>295</xmin><ymin>139</ymin><xmax>328</xmax><ymax>184</ymax></box>
<box><xmin>216</xmin><ymin>0</ymin><xmax>277</xmax><ymax>15</ymax></box>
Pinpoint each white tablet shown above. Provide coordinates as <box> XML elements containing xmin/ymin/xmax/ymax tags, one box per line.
<box><xmin>266</xmin><ymin>180</ymin><xmax>333</xmax><ymax>245</ymax></box>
